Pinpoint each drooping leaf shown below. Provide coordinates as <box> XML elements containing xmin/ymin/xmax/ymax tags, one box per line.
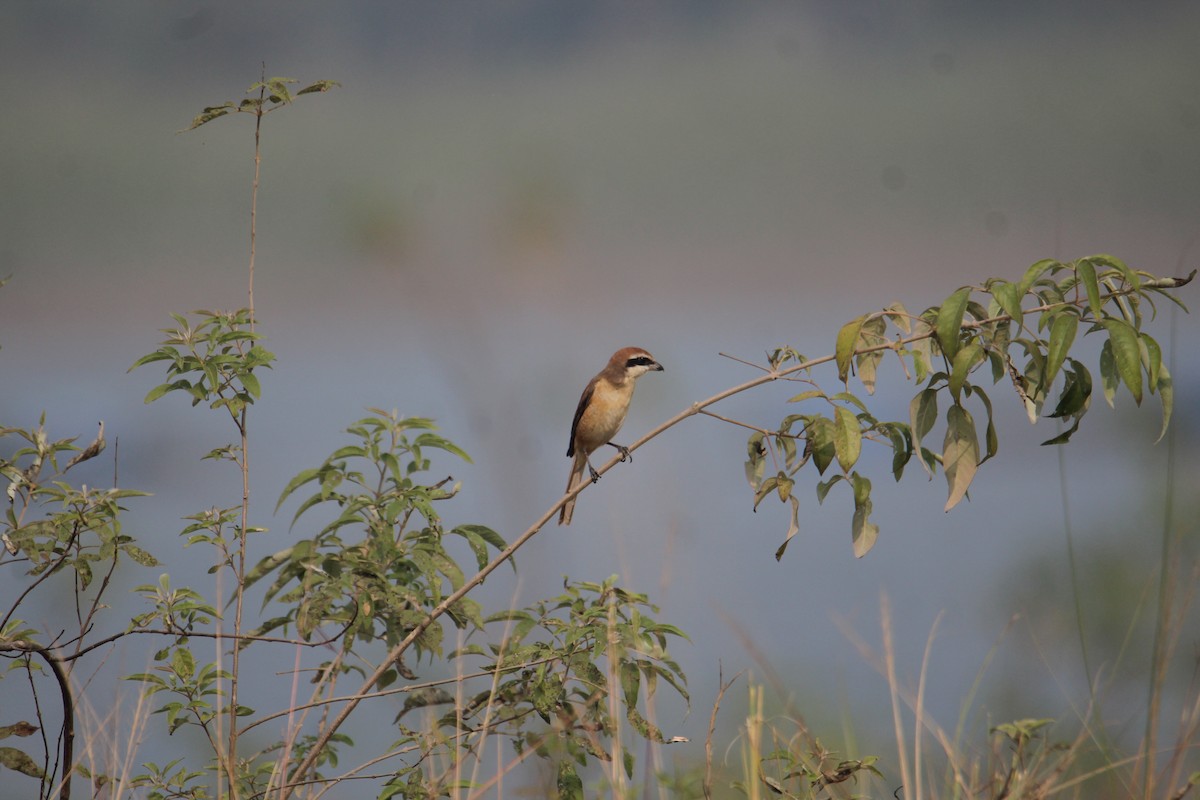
<box><xmin>1099</xmin><ymin>339</ymin><xmax>1119</xmax><ymax>408</ymax></box>
<box><xmin>949</xmin><ymin>342</ymin><xmax>982</xmax><ymax>402</ymax></box>
<box><xmin>181</xmin><ymin>103</ymin><xmax>234</xmax><ymax>132</ymax></box>
<box><xmin>991</xmin><ymin>280</ymin><xmax>1024</xmax><ymax>329</ymax></box>
<box><xmin>297</xmin><ymin>79</ymin><xmax>342</xmax><ymax>95</ymax></box>
<box><xmin>1043</xmin><ymin>312</ymin><xmax>1078</xmax><ymax>390</ymax></box>
<box><xmin>835</xmin><ymin>315</ymin><xmax>867</xmax><ymax>383</ymax></box>
<box><xmin>971</xmin><ymin>384</ymin><xmax>999</xmax><ymax>464</ymax></box>
<box><xmin>935</xmin><ymin>288</ymin><xmax>971</xmax><ymax>360</ymax></box>
<box><xmin>1140</xmin><ymin>332</ymin><xmax>1162</xmax><ymax>392</ymax></box>
<box><xmin>807</xmin><ymin>417</ymin><xmax>836</xmax><ymax>475</ymax></box>
<box><xmin>909</xmin><ymin>387</ymin><xmax>938</xmax><ymax>477</ymax></box>
<box><xmin>0</xmin><ymin>746</ymin><xmax>43</xmax><ymax>778</ymax></box>
<box><xmin>833</xmin><ymin>406</ymin><xmax>862</xmax><ymax>472</ymax></box>
<box><xmin>1102</xmin><ymin>318</ymin><xmax>1143</xmax><ymax>405</ymax></box>
<box><xmin>1154</xmin><ymin>364</ymin><xmax>1173</xmax><ymax>443</ymax></box>
<box><xmin>1076</xmin><ymin>259</ymin><xmax>1104</xmax><ymax>319</ymax></box>
<box><xmin>1017</xmin><ymin>259</ymin><xmax>1056</xmax><ymax>296</ymax></box>
<box><xmin>885</xmin><ymin>422</ymin><xmax>913</xmax><ymax>480</ymax></box>
<box><xmin>942</xmin><ymin>404</ymin><xmax>979</xmax><ymax>512</ymax></box>
<box><xmin>773</xmin><ymin>496</ymin><xmax>801</xmax><ymax>561</ymax></box>
<box><xmin>850</xmin><ymin>473</ymin><xmax>879</xmax><ymax>558</ymax></box>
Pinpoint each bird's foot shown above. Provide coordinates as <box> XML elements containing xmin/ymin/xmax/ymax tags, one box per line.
<box><xmin>588</xmin><ymin>465</ymin><xmax>601</xmax><ymax>483</ymax></box>
<box><xmin>608</xmin><ymin>442</ymin><xmax>632</xmax><ymax>463</ymax></box>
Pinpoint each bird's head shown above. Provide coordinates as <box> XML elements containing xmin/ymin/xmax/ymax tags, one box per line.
<box><xmin>610</xmin><ymin>346</ymin><xmax>664</xmax><ymax>380</ymax></box>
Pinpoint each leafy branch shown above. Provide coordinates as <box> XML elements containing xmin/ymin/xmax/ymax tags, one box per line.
<box><xmin>277</xmin><ymin>257</ymin><xmax>1192</xmax><ymax>796</ymax></box>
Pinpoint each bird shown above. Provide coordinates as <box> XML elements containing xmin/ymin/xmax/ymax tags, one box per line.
<box><xmin>558</xmin><ymin>346</ymin><xmax>664</xmax><ymax>525</ymax></box>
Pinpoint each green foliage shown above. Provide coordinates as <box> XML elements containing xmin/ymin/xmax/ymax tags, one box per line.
<box><xmin>181</xmin><ymin>77</ymin><xmax>340</xmax><ymax>132</ymax></box>
<box><xmin>747</xmin><ymin>257</ymin><xmax>1194</xmax><ymax>558</ymax></box>
<box><xmin>127</xmin><ymin>646</ymin><xmax>230</xmax><ymax>735</ymax></box>
<box><xmin>130</xmin><ymin>309</ymin><xmax>274</xmax><ymax>422</ymax></box>
<box><xmin>374</xmin><ymin>576</ymin><xmax>690</xmax><ymax>795</ymax></box>
<box><xmin>246</xmin><ymin>409</ymin><xmax>507</xmax><ymax>655</ymax></box>
<box><xmin>730</xmin><ymin>684</ymin><xmax>882</xmax><ymax>799</ymax></box>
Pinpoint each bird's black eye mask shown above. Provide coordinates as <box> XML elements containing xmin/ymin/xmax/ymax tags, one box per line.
<box><xmin>627</xmin><ymin>356</ymin><xmax>653</xmax><ymax>367</ymax></box>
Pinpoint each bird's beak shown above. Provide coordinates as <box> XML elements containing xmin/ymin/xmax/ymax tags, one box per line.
<box><xmin>653</xmin><ymin>361</ymin><xmax>664</xmax><ymax>372</ymax></box>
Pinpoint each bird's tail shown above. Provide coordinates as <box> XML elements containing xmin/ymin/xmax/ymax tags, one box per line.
<box><xmin>558</xmin><ymin>452</ymin><xmax>588</xmax><ymax>525</ymax></box>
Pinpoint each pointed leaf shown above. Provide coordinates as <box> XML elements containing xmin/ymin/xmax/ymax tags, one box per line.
<box><xmin>949</xmin><ymin>342</ymin><xmax>982</xmax><ymax>402</ymax></box>
<box><xmin>1043</xmin><ymin>312</ymin><xmax>1078</xmax><ymax>390</ymax></box>
<box><xmin>1017</xmin><ymin>259</ymin><xmax>1056</xmax><ymax>296</ymax></box>
<box><xmin>1076</xmin><ymin>259</ymin><xmax>1103</xmax><ymax>319</ymax></box>
<box><xmin>1140</xmin><ymin>332</ymin><xmax>1162</xmax><ymax>392</ymax></box>
<box><xmin>1099</xmin><ymin>339</ymin><xmax>1119</xmax><ymax>408</ymax></box>
<box><xmin>275</xmin><ymin>468</ymin><xmax>321</xmax><ymax>512</ymax></box>
<box><xmin>835</xmin><ymin>315</ymin><xmax>867</xmax><ymax>382</ymax></box>
<box><xmin>909</xmin><ymin>388</ymin><xmax>938</xmax><ymax>477</ymax></box>
<box><xmin>850</xmin><ymin>473</ymin><xmax>879</xmax><ymax>558</ymax></box>
<box><xmin>936</xmin><ymin>288</ymin><xmax>971</xmax><ymax>360</ymax></box>
<box><xmin>240</xmin><ymin>371</ymin><xmax>262</xmax><ymax>400</ymax></box>
<box><xmin>992</xmin><ymin>281</ymin><xmax>1024</xmax><ymax>328</ymax></box>
<box><xmin>773</xmin><ymin>496</ymin><xmax>801</xmax><ymax>561</ymax></box>
<box><xmin>943</xmin><ymin>405</ymin><xmax>979</xmax><ymax>511</ymax></box>
<box><xmin>816</xmin><ymin>474</ymin><xmax>845</xmax><ymax>504</ymax></box>
<box><xmin>1102</xmin><ymin>319</ymin><xmax>1142</xmax><ymax>405</ymax></box>
<box><xmin>1154</xmin><ymin>364</ymin><xmax>1173</xmax><ymax>443</ymax></box>
<box><xmin>833</xmin><ymin>406</ymin><xmax>862</xmax><ymax>472</ymax></box>
<box><xmin>808</xmin><ymin>417</ymin><xmax>836</xmax><ymax>475</ymax></box>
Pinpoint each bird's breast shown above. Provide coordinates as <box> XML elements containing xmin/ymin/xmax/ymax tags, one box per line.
<box><xmin>575</xmin><ymin>380</ymin><xmax>634</xmax><ymax>453</ymax></box>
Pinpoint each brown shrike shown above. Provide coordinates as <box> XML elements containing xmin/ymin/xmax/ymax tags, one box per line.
<box><xmin>558</xmin><ymin>346</ymin><xmax>664</xmax><ymax>526</ymax></box>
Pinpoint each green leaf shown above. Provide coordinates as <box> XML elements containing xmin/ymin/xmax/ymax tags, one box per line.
<box><xmin>816</xmin><ymin>474</ymin><xmax>845</xmax><ymax>504</ymax></box>
<box><xmin>297</xmin><ymin>79</ymin><xmax>342</xmax><ymax>96</ymax></box>
<box><xmin>943</xmin><ymin>404</ymin><xmax>979</xmax><ymax>512</ymax></box>
<box><xmin>1048</xmin><ymin>360</ymin><xmax>1092</xmax><ymax>420</ymax></box>
<box><xmin>949</xmin><ymin>342</ymin><xmax>982</xmax><ymax>402</ymax></box>
<box><xmin>1076</xmin><ymin>259</ymin><xmax>1103</xmax><ymax>319</ymax></box>
<box><xmin>240</xmin><ymin>371</ymin><xmax>262</xmax><ymax>400</ymax></box>
<box><xmin>182</xmin><ymin>103</ymin><xmax>234</xmax><ymax>132</ymax></box>
<box><xmin>773</xmin><ymin>496</ymin><xmax>801</xmax><ymax>561</ymax></box>
<box><xmin>909</xmin><ymin>388</ymin><xmax>938</xmax><ymax>477</ymax></box>
<box><xmin>850</xmin><ymin>472</ymin><xmax>879</xmax><ymax>558</ymax></box>
<box><xmin>0</xmin><ymin>746</ymin><xmax>44</xmax><ymax>778</ymax></box>
<box><xmin>1102</xmin><ymin>319</ymin><xmax>1143</xmax><ymax>405</ymax></box>
<box><xmin>1017</xmin><ymin>259</ymin><xmax>1056</xmax><ymax>296</ymax></box>
<box><xmin>835</xmin><ymin>315</ymin><xmax>867</xmax><ymax>382</ymax></box>
<box><xmin>833</xmin><ymin>406</ymin><xmax>862</xmax><ymax>472</ymax></box>
<box><xmin>557</xmin><ymin>761</ymin><xmax>584</xmax><ymax>800</ymax></box>
<box><xmin>808</xmin><ymin>417</ymin><xmax>836</xmax><ymax>476</ymax></box>
<box><xmin>788</xmin><ymin>389</ymin><xmax>825</xmax><ymax>403</ymax></box>
<box><xmin>144</xmin><ymin>380</ymin><xmax>190</xmax><ymax>404</ymax></box>
<box><xmin>991</xmin><ymin>281</ymin><xmax>1024</xmax><ymax>328</ymax></box>
<box><xmin>124</xmin><ymin>545</ymin><xmax>160</xmax><ymax>567</ymax></box>
<box><xmin>1140</xmin><ymin>332</ymin><xmax>1162</xmax><ymax>391</ymax></box>
<box><xmin>1154</xmin><ymin>364</ymin><xmax>1173</xmax><ymax>444</ymax></box>
<box><xmin>886</xmin><ymin>423</ymin><xmax>912</xmax><ymax>481</ymax></box>
<box><xmin>884</xmin><ymin>301</ymin><xmax>911</xmax><ymax>333</ymax></box>
<box><xmin>1099</xmin><ymin>339</ymin><xmax>1119</xmax><ymax>408</ymax></box>
<box><xmin>1043</xmin><ymin>312</ymin><xmax>1078</xmax><ymax>390</ymax></box>
<box><xmin>936</xmin><ymin>288</ymin><xmax>971</xmax><ymax>360</ymax></box>
<box><xmin>172</xmin><ymin>648</ymin><xmax>195</xmax><ymax>682</ymax></box>
<box><xmin>0</xmin><ymin>722</ymin><xmax>37</xmax><ymax>740</ymax></box>
<box><xmin>275</xmin><ymin>468</ymin><xmax>321</xmax><ymax>512</ymax></box>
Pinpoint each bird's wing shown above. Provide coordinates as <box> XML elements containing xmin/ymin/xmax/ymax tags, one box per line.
<box><xmin>567</xmin><ymin>378</ymin><xmax>597</xmax><ymax>457</ymax></box>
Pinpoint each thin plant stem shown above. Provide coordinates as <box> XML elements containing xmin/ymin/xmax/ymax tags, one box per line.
<box><xmin>881</xmin><ymin>594</ymin><xmax>912</xmax><ymax>800</ymax></box>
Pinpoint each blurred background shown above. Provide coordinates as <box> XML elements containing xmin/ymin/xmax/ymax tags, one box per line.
<box><xmin>2</xmin><ymin>1</ymin><xmax>1198</xmax><ymax>794</ymax></box>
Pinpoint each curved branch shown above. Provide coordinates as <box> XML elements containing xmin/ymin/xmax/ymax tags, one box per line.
<box><xmin>54</xmin><ymin>619</ymin><xmax>355</xmax><ymax>662</ymax></box>
<box><xmin>0</xmin><ymin>641</ymin><xmax>74</xmax><ymax>800</ymax></box>
<box><xmin>278</xmin><ymin>271</ymin><xmax>1195</xmax><ymax>799</ymax></box>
